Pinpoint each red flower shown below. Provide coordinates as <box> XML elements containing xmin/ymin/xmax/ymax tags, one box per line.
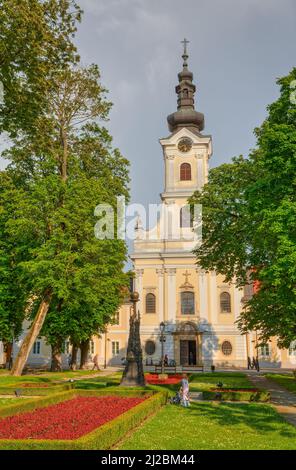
<box><xmin>0</xmin><ymin>396</ymin><xmax>145</xmax><ymax>440</ymax></box>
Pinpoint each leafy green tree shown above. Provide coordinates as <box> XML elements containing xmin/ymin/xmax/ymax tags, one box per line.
<box><xmin>0</xmin><ymin>172</ymin><xmax>30</xmax><ymax>366</ymax></box>
<box><xmin>5</xmin><ymin>65</ymin><xmax>129</xmax><ymax>375</ymax></box>
<box><xmin>0</xmin><ymin>0</ymin><xmax>81</xmax><ymax>137</ymax></box>
<box><xmin>190</xmin><ymin>68</ymin><xmax>296</xmax><ymax>348</ymax></box>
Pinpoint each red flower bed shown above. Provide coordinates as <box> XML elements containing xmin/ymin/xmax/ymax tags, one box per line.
<box><xmin>146</xmin><ymin>374</ymin><xmax>182</xmax><ymax>385</ymax></box>
<box><xmin>0</xmin><ymin>396</ymin><xmax>144</xmax><ymax>440</ymax></box>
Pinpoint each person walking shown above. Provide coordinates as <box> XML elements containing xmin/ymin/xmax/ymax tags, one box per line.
<box><xmin>92</xmin><ymin>353</ymin><xmax>100</xmax><ymax>371</ymax></box>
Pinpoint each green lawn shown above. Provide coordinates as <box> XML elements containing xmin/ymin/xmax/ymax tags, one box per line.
<box><xmin>118</xmin><ymin>401</ymin><xmax>296</xmax><ymax>450</ymax></box>
<box><xmin>189</xmin><ymin>372</ymin><xmax>253</xmax><ymax>392</ymax></box>
<box><xmin>0</xmin><ymin>398</ymin><xmax>31</xmax><ymax>408</ymax></box>
<box><xmin>266</xmin><ymin>374</ymin><xmax>296</xmax><ymax>394</ymax></box>
<box><xmin>0</xmin><ymin>369</ymin><xmax>102</xmax><ymax>387</ymax></box>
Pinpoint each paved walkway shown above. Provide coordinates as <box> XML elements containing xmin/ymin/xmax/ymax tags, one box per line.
<box><xmin>247</xmin><ymin>373</ymin><xmax>296</xmax><ymax>427</ymax></box>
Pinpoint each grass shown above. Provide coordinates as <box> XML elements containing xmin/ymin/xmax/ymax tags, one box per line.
<box><xmin>266</xmin><ymin>373</ymin><xmax>296</xmax><ymax>394</ymax></box>
<box><xmin>0</xmin><ymin>369</ymin><xmax>105</xmax><ymax>387</ymax></box>
<box><xmin>189</xmin><ymin>372</ymin><xmax>253</xmax><ymax>392</ymax></box>
<box><xmin>0</xmin><ymin>398</ymin><xmax>31</xmax><ymax>408</ymax></box>
<box><xmin>118</xmin><ymin>400</ymin><xmax>296</xmax><ymax>450</ymax></box>
<box><xmin>0</xmin><ymin>371</ymin><xmax>294</xmax><ymax>450</ymax></box>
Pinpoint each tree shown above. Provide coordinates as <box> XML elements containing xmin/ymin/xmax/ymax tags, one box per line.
<box><xmin>5</xmin><ymin>64</ymin><xmax>129</xmax><ymax>375</ymax></box>
<box><xmin>0</xmin><ymin>172</ymin><xmax>29</xmax><ymax>366</ymax></box>
<box><xmin>190</xmin><ymin>68</ymin><xmax>296</xmax><ymax>348</ymax></box>
<box><xmin>0</xmin><ymin>0</ymin><xmax>81</xmax><ymax>137</ymax></box>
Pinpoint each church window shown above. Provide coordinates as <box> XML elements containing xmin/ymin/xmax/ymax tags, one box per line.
<box><xmin>145</xmin><ymin>340</ymin><xmax>156</xmax><ymax>356</ymax></box>
<box><xmin>180</xmin><ymin>205</ymin><xmax>194</xmax><ymax>228</ymax></box>
<box><xmin>180</xmin><ymin>163</ymin><xmax>191</xmax><ymax>181</ymax></box>
<box><xmin>90</xmin><ymin>340</ymin><xmax>95</xmax><ymax>354</ymax></box>
<box><xmin>220</xmin><ymin>292</ymin><xmax>231</xmax><ymax>313</ymax></box>
<box><xmin>113</xmin><ymin>311</ymin><xmax>120</xmax><ymax>325</ymax></box>
<box><xmin>146</xmin><ymin>293</ymin><xmax>156</xmax><ymax>313</ymax></box>
<box><xmin>33</xmin><ymin>341</ymin><xmax>41</xmax><ymax>355</ymax></box>
<box><xmin>183</xmin><ymin>88</ymin><xmax>189</xmax><ymax>98</ymax></box>
<box><xmin>112</xmin><ymin>341</ymin><xmax>119</xmax><ymax>356</ymax></box>
<box><xmin>289</xmin><ymin>341</ymin><xmax>296</xmax><ymax>356</ymax></box>
<box><xmin>260</xmin><ymin>344</ymin><xmax>270</xmax><ymax>357</ymax></box>
<box><xmin>181</xmin><ymin>291</ymin><xmax>195</xmax><ymax>315</ymax></box>
<box><xmin>221</xmin><ymin>341</ymin><xmax>232</xmax><ymax>356</ymax></box>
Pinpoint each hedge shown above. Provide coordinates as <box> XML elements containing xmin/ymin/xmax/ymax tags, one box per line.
<box><xmin>203</xmin><ymin>390</ymin><xmax>270</xmax><ymax>402</ymax></box>
<box><xmin>0</xmin><ymin>383</ymin><xmax>74</xmax><ymax>397</ymax></box>
<box><xmin>0</xmin><ymin>389</ymin><xmax>167</xmax><ymax>450</ymax></box>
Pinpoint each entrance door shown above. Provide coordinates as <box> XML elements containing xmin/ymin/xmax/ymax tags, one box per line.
<box><xmin>180</xmin><ymin>340</ymin><xmax>197</xmax><ymax>365</ymax></box>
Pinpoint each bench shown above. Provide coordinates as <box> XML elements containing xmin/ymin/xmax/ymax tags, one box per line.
<box><xmin>154</xmin><ymin>365</ymin><xmax>177</xmax><ymax>374</ymax></box>
<box><xmin>180</xmin><ymin>365</ymin><xmax>204</xmax><ymax>373</ymax></box>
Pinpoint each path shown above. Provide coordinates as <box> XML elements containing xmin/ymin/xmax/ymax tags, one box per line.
<box><xmin>247</xmin><ymin>373</ymin><xmax>296</xmax><ymax>427</ymax></box>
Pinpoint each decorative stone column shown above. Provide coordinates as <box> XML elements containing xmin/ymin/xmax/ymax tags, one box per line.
<box><xmin>209</xmin><ymin>271</ymin><xmax>218</xmax><ymax>324</ymax></box>
<box><xmin>165</xmin><ymin>155</ymin><xmax>175</xmax><ymax>192</ymax></box>
<box><xmin>198</xmin><ymin>268</ymin><xmax>208</xmax><ymax>322</ymax></box>
<box><xmin>156</xmin><ymin>268</ymin><xmax>164</xmax><ymax>322</ymax></box>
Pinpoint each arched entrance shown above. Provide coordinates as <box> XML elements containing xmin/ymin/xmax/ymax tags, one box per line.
<box><xmin>172</xmin><ymin>322</ymin><xmax>202</xmax><ymax>366</ymax></box>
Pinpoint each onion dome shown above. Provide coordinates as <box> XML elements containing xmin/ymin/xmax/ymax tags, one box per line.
<box><xmin>167</xmin><ymin>39</ymin><xmax>205</xmax><ymax>134</ymax></box>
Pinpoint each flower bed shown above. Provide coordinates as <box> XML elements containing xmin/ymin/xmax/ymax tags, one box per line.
<box><xmin>0</xmin><ymin>396</ymin><xmax>144</xmax><ymax>440</ymax></box>
<box><xmin>0</xmin><ymin>389</ymin><xmax>167</xmax><ymax>450</ymax></box>
<box><xmin>145</xmin><ymin>374</ymin><xmax>182</xmax><ymax>385</ymax></box>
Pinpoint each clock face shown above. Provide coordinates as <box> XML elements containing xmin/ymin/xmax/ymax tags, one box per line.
<box><xmin>178</xmin><ymin>138</ymin><xmax>193</xmax><ymax>153</ymax></box>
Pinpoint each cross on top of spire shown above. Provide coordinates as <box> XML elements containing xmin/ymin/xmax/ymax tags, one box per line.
<box><xmin>181</xmin><ymin>38</ymin><xmax>189</xmax><ymax>68</ymax></box>
<box><xmin>181</xmin><ymin>38</ymin><xmax>189</xmax><ymax>55</ymax></box>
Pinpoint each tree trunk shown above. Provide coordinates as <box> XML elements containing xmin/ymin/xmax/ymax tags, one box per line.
<box><xmin>11</xmin><ymin>288</ymin><xmax>52</xmax><ymax>376</ymax></box>
<box><xmin>70</xmin><ymin>344</ymin><xmax>78</xmax><ymax>370</ymax></box>
<box><xmin>3</xmin><ymin>341</ymin><xmax>13</xmax><ymax>369</ymax></box>
<box><xmin>50</xmin><ymin>342</ymin><xmax>63</xmax><ymax>372</ymax></box>
<box><xmin>79</xmin><ymin>339</ymin><xmax>90</xmax><ymax>370</ymax></box>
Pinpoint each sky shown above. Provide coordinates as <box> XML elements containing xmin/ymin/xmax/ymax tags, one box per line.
<box><xmin>74</xmin><ymin>0</ymin><xmax>296</xmax><ymax>209</ymax></box>
<box><xmin>1</xmin><ymin>0</ymin><xmax>296</xmax><ymax>208</ymax></box>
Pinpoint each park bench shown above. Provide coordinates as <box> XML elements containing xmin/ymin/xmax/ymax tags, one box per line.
<box><xmin>154</xmin><ymin>365</ymin><xmax>177</xmax><ymax>374</ymax></box>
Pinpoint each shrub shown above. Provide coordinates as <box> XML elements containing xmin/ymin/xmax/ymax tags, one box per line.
<box><xmin>203</xmin><ymin>390</ymin><xmax>270</xmax><ymax>402</ymax></box>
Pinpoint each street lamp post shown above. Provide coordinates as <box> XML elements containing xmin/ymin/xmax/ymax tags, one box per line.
<box><xmin>120</xmin><ymin>291</ymin><xmax>146</xmax><ymax>387</ymax></box>
<box><xmin>159</xmin><ymin>322</ymin><xmax>166</xmax><ymax>375</ymax></box>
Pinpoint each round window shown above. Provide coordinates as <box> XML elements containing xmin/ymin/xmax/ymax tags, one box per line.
<box><xmin>145</xmin><ymin>340</ymin><xmax>156</xmax><ymax>356</ymax></box>
<box><xmin>221</xmin><ymin>341</ymin><xmax>232</xmax><ymax>356</ymax></box>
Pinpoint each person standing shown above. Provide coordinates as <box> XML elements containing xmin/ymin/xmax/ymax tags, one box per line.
<box><xmin>180</xmin><ymin>374</ymin><xmax>190</xmax><ymax>407</ymax></box>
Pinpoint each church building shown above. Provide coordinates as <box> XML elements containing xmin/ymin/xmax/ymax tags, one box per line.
<box><xmin>96</xmin><ymin>42</ymin><xmax>295</xmax><ymax>370</ymax></box>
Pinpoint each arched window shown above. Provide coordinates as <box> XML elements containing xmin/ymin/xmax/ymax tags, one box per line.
<box><xmin>221</xmin><ymin>341</ymin><xmax>232</xmax><ymax>356</ymax></box>
<box><xmin>146</xmin><ymin>293</ymin><xmax>156</xmax><ymax>313</ymax></box>
<box><xmin>181</xmin><ymin>291</ymin><xmax>195</xmax><ymax>315</ymax></box>
<box><xmin>183</xmin><ymin>88</ymin><xmax>189</xmax><ymax>98</ymax></box>
<box><xmin>145</xmin><ymin>340</ymin><xmax>156</xmax><ymax>356</ymax></box>
<box><xmin>180</xmin><ymin>163</ymin><xmax>191</xmax><ymax>181</ymax></box>
<box><xmin>180</xmin><ymin>205</ymin><xmax>193</xmax><ymax>228</ymax></box>
<box><xmin>220</xmin><ymin>292</ymin><xmax>231</xmax><ymax>313</ymax></box>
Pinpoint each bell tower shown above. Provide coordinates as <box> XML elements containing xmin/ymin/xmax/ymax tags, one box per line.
<box><xmin>160</xmin><ymin>39</ymin><xmax>212</xmax><ymax>206</ymax></box>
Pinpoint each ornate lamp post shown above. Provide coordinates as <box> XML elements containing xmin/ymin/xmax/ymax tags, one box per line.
<box><xmin>120</xmin><ymin>291</ymin><xmax>146</xmax><ymax>387</ymax></box>
<box><xmin>159</xmin><ymin>321</ymin><xmax>166</xmax><ymax>375</ymax></box>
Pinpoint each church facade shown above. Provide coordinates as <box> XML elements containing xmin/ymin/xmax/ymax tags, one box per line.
<box><xmin>95</xmin><ymin>46</ymin><xmax>296</xmax><ymax>371</ymax></box>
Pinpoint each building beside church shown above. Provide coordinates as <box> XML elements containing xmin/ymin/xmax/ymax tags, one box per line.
<box><xmin>1</xmin><ymin>44</ymin><xmax>295</xmax><ymax>370</ymax></box>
